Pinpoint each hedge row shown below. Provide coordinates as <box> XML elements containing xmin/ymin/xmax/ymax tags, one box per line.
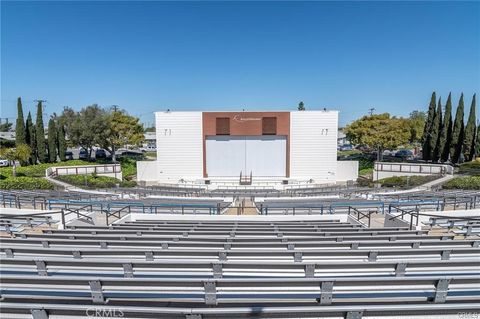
<box><xmin>377</xmin><ymin>175</ymin><xmax>438</xmax><ymax>188</ymax></box>
<box><xmin>458</xmin><ymin>160</ymin><xmax>480</xmax><ymax>176</ymax></box>
<box><xmin>56</xmin><ymin>175</ymin><xmax>121</xmax><ymax>189</ymax></box>
<box><xmin>0</xmin><ymin>177</ymin><xmax>54</xmax><ymax>190</ymax></box>
<box><xmin>443</xmin><ymin>176</ymin><xmax>480</xmax><ymax>190</ymax></box>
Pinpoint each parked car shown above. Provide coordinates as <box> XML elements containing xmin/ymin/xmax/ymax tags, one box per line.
<box><xmin>395</xmin><ymin>149</ymin><xmax>414</xmax><ymax>160</ymax></box>
<box><xmin>0</xmin><ymin>159</ymin><xmax>9</xmax><ymax>167</ymax></box>
<box><xmin>117</xmin><ymin>150</ymin><xmax>144</xmax><ymax>160</ymax></box>
<box><xmin>65</xmin><ymin>151</ymin><xmax>74</xmax><ymax>161</ymax></box>
<box><xmin>79</xmin><ymin>149</ymin><xmax>89</xmax><ymax>160</ymax></box>
<box><xmin>339</xmin><ymin>144</ymin><xmax>354</xmax><ymax>151</ymax></box>
<box><xmin>95</xmin><ymin>149</ymin><xmax>107</xmax><ymax>160</ymax></box>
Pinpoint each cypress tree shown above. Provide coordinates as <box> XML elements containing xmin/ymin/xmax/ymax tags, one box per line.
<box><xmin>25</xmin><ymin>112</ymin><xmax>36</xmax><ymax>165</ymax></box>
<box><xmin>47</xmin><ymin>118</ymin><xmax>57</xmax><ymax>163</ymax></box>
<box><xmin>57</xmin><ymin>121</ymin><xmax>67</xmax><ymax>162</ymax></box>
<box><xmin>431</xmin><ymin>97</ymin><xmax>443</xmax><ymax>162</ymax></box>
<box><xmin>439</xmin><ymin>93</ymin><xmax>453</xmax><ymax>162</ymax></box>
<box><xmin>475</xmin><ymin>125</ymin><xmax>480</xmax><ymax>159</ymax></box>
<box><xmin>450</xmin><ymin>94</ymin><xmax>465</xmax><ymax>164</ymax></box>
<box><xmin>15</xmin><ymin>97</ymin><xmax>26</xmax><ymax>146</ymax></box>
<box><xmin>422</xmin><ymin>92</ymin><xmax>436</xmax><ymax>161</ymax></box>
<box><xmin>463</xmin><ymin>94</ymin><xmax>477</xmax><ymax>162</ymax></box>
<box><xmin>35</xmin><ymin>101</ymin><xmax>47</xmax><ymax>163</ymax></box>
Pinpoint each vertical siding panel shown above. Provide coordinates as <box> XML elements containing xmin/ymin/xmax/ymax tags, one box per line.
<box><xmin>155</xmin><ymin>112</ymin><xmax>203</xmax><ymax>182</ymax></box>
<box><xmin>290</xmin><ymin>111</ymin><xmax>338</xmax><ymax>183</ymax></box>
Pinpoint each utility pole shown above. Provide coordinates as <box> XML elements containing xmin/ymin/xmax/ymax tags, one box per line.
<box><xmin>368</xmin><ymin>107</ymin><xmax>375</xmax><ymax>116</ymax></box>
<box><xmin>111</xmin><ymin>105</ymin><xmax>119</xmax><ymax>168</ymax></box>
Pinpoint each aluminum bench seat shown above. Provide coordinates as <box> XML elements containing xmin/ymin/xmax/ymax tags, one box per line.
<box><xmin>2</xmin><ymin>257</ymin><xmax>479</xmax><ymax>279</ymax></box>
<box><xmin>7</xmin><ymin>234</ymin><xmax>457</xmax><ymax>246</ymax></box>
<box><xmin>41</xmin><ymin>229</ymin><xmax>429</xmax><ymax>237</ymax></box>
<box><xmin>6</xmin><ymin>302</ymin><xmax>479</xmax><ymax>319</ymax></box>
<box><xmin>2</xmin><ymin>246</ymin><xmax>478</xmax><ymax>262</ymax></box>
<box><xmin>3</xmin><ymin>236</ymin><xmax>476</xmax><ymax>250</ymax></box>
<box><xmin>1</xmin><ymin>275</ymin><xmax>478</xmax><ymax>307</ymax></box>
<box><xmin>72</xmin><ymin>224</ymin><xmax>367</xmax><ymax>231</ymax></box>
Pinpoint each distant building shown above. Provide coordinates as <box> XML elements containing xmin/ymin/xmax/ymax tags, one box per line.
<box><xmin>0</xmin><ymin>132</ymin><xmax>15</xmax><ymax>141</ymax></box>
<box><xmin>337</xmin><ymin>128</ymin><xmax>350</xmax><ymax>145</ymax></box>
<box><xmin>143</xmin><ymin>132</ymin><xmax>156</xmax><ymax>151</ymax></box>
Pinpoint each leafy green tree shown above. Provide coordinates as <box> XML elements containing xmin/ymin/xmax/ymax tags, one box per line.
<box><xmin>99</xmin><ymin>109</ymin><xmax>145</xmax><ymax>162</ymax></box>
<box><xmin>35</xmin><ymin>101</ymin><xmax>47</xmax><ymax>163</ymax></box>
<box><xmin>0</xmin><ymin>144</ymin><xmax>31</xmax><ymax>177</ymax></box>
<box><xmin>0</xmin><ymin>122</ymin><xmax>13</xmax><ymax>132</ymax></box>
<box><xmin>431</xmin><ymin>98</ymin><xmax>443</xmax><ymax>162</ymax></box>
<box><xmin>421</xmin><ymin>92</ymin><xmax>437</xmax><ymax>161</ymax></box>
<box><xmin>450</xmin><ymin>94</ymin><xmax>465</xmax><ymax>164</ymax></box>
<box><xmin>439</xmin><ymin>93</ymin><xmax>453</xmax><ymax>162</ymax></box>
<box><xmin>57</xmin><ymin>120</ymin><xmax>67</xmax><ymax>162</ymax></box>
<box><xmin>345</xmin><ymin>113</ymin><xmax>410</xmax><ymax>161</ymax></box>
<box><xmin>407</xmin><ymin>110</ymin><xmax>426</xmax><ymax>144</ymax></box>
<box><xmin>59</xmin><ymin>106</ymin><xmax>76</xmax><ymax>146</ymax></box>
<box><xmin>15</xmin><ymin>97</ymin><xmax>26</xmax><ymax>146</ymax></box>
<box><xmin>463</xmin><ymin>94</ymin><xmax>477</xmax><ymax>162</ymax></box>
<box><xmin>25</xmin><ymin>112</ymin><xmax>37</xmax><ymax>165</ymax></box>
<box><xmin>47</xmin><ymin>118</ymin><xmax>57</xmax><ymax>162</ymax></box>
<box><xmin>61</xmin><ymin>105</ymin><xmax>109</xmax><ymax>159</ymax></box>
<box><xmin>298</xmin><ymin>101</ymin><xmax>305</xmax><ymax>111</ymax></box>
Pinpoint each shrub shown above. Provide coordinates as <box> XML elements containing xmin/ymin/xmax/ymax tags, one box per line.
<box><xmin>119</xmin><ymin>158</ymin><xmax>137</xmax><ymax>179</ymax></box>
<box><xmin>377</xmin><ymin>175</ymin><xmax>439</xmax><ymax>188</ymax></box>
<box><xmin>0</xmin><ymin>177</ymin><xmax>54</xmax><ymax>190</ymax></box>
<box><xmin>120</xmin><ymin>180</ymin><xmax>137</xmax><ymax>188</ymax></box>
<box><xmin>458</xmin><ymin>161</ymin><xmax>480</xmax><ymax>176</ymax></box>
<box><xmin>443</xmin><ymin>176</ymin><xmax>480</xmax><ymax>190</ymax></box>
<box><xmin>56</xmin><ymin>174</ymin><xmax>120</xmax><ymax>189</ymax></box>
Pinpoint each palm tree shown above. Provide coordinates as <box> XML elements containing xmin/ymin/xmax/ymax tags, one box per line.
<box><xmin>0</xmin><ymin>144</ymin><xmax>32</xmax><ymax>177</ymax></box>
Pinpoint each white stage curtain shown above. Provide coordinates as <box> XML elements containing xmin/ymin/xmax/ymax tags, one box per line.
<box><xmin>206</xmin><ymin>136</ymin><xmax>286</xmax><ymax>177</ymax></box>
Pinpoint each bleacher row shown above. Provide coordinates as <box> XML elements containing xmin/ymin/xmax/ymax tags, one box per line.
<box><xmin>1</xmin><ymin>216</ymin><xmax>480</xmax><ymax>318</ymax></box>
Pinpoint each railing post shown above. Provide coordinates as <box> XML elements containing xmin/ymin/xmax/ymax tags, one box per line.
<box><xmin>61</xmin><ymin>209</ymin><xmax>66</xmax><ymax>229</ymax></box>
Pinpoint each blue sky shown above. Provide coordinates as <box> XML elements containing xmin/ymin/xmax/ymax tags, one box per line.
<box><xmin>1</xmin><ymin>1</ymin><xmax>479</xmax><ymax>127</ymax></box>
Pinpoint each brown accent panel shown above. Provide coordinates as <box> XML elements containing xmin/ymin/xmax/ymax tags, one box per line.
<box><xmin>262</xmin><ymin>117</ymin><xmax>277</xmax><ymax>135</ymax></box>
<box><xmin>203</xmin><ymin>112</ymin><xmax>289</xmax><ymax>136</ymax></box>
<box><xmin>202</xmin><ymin>112</ymin><xmax>290</xmax><ymax>178</ymax></box>
<box><xmin>216</xmin><ymin>118</ymin><xmax>230</xmax><ymax>135</ymax></box>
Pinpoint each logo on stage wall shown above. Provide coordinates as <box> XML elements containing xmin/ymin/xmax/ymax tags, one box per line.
<box><xmin>233</xmin><ymin>114</ymin><xmax>262</xmax><ymax>123</ymax></box>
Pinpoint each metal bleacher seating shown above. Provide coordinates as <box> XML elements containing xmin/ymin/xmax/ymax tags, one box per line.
<box><xmin>1</xmin><ymin>216</ymin><xmax>480</xmax><ymax>319</ymax></box>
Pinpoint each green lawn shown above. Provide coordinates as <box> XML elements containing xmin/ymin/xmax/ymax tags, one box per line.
<box><xmin>0</xmin><ymin>159</ymin><xmax>139</xmax><ymax>190</ymax></box>
<box><xmin>0</xmin><ymin>160</ymin><xmax>95</xmax><ymax>190</ymax></box>
<box><xmin>0</xmin><ymin>160</ymin><xmax>94</xmax><ymax>179</ymax></box>
<box><xmin>144</xmin><ymin>151</ymin><xmax>157</xmax><ymax>158</ymax></box>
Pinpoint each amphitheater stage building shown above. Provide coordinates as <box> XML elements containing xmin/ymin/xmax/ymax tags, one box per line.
<box><xmin>137</xmin><ymin>110</ymin><xmax>358</xmax><ymax>187</ymax></box>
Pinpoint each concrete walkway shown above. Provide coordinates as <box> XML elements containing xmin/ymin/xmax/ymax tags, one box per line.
<box><xmin>421</xmin><ymin>174</ymin><xmax>455</xmax><ymax>189</ymax></box>
<box><xmin>224</xmin><ymin>197</ymin><xmax>259</xmax><ymax>215</ymax></box>
<box><xmin>45</xmin><ymin>176</ymin><xmax>117</xmax><ymax>195</ymax></box>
